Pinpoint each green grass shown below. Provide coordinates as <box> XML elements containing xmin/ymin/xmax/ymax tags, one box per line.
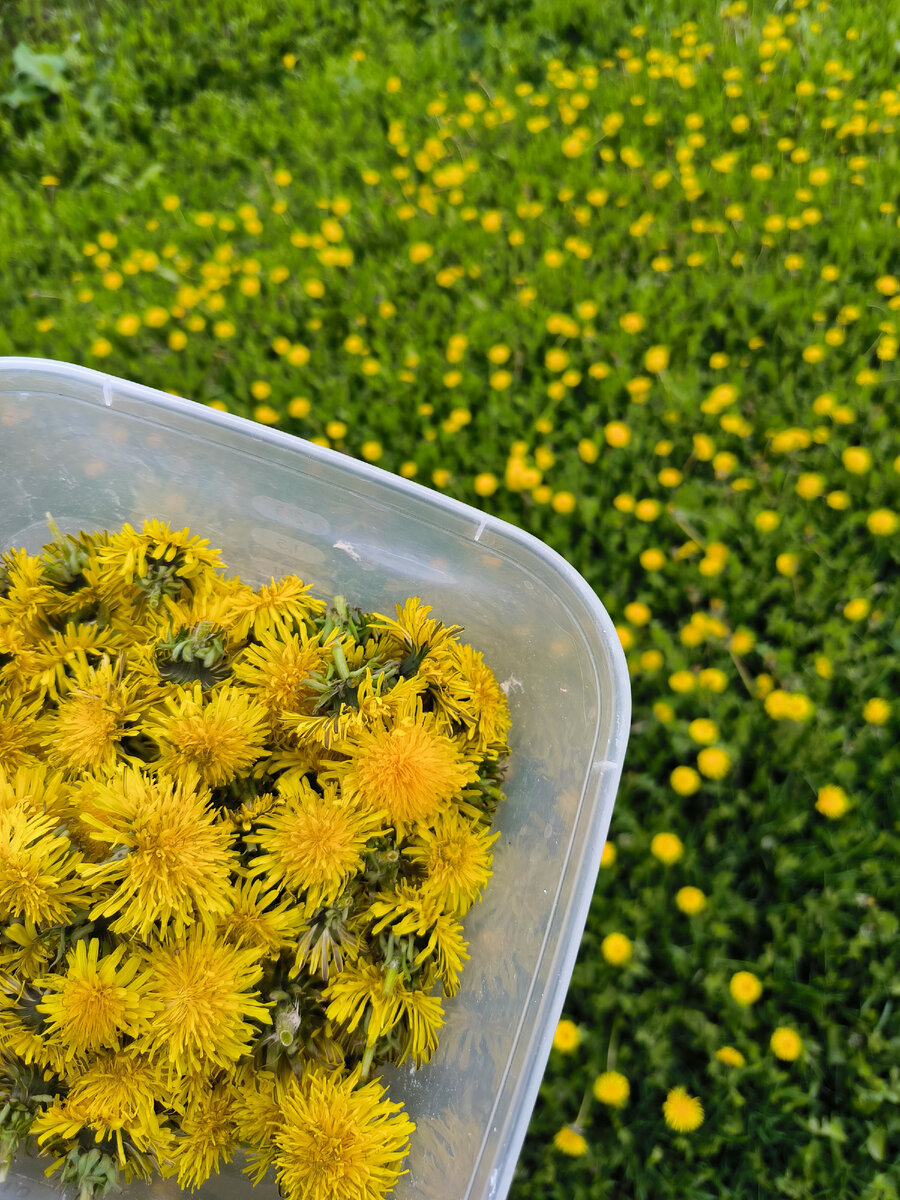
<box><xmin>2</xmin><ymin>0</ymin><xmax>900</xmax><ymax>1196</ymax></box>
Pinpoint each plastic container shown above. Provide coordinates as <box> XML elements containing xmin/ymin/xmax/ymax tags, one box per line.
<box><xmin>0</xmin><ymin>357</ymin><xmax>630</xmax><ymax>1200</ymax></box>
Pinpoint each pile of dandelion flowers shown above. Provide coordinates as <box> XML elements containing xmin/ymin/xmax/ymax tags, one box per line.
<box><xmin>405</xmin><ymin>809</ymin><xmax>499</xmax><ymax>916</ymax></box>
<box><xmin>36</xmin><ymin>938</ymin><xmax>155</xmax><ymax>1060</ymax></box>
<box><xmin>143</xmin><ymin>683</ymin><xmax>269</xmax><ymax>788</ymax></box>
<box><xmin>132</xmin><ymin>927</ymin><xmax>270</xmax><ymax>1075</ymax></box>
<box><xmin>273</xmin><ymin>1067</ymin><xmax>415</xmax><ymax>1200</ymax></box>
<box><xmin>77</xmin><ymin>768</ymin><xmax>237</xmax><ymax>938</ymax></box>
<box><xmin>247</xmin><ymin>779</ymin><xmax>387</xmax><ymax>913</ymax></box>
<box><xmin>334</xmin><ymin>703</ymin><xmax>478</xmax><ymax>836</ymax></box>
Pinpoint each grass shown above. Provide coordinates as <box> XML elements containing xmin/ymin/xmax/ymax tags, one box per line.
<box><xmin>2</xmin><ymin>0</ymin><xmax>899</xmax><ymax>1196</ymax></box>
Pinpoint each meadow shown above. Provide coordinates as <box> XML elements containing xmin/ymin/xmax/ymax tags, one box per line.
<box><xmin>1</xmin><ymin>0</ymin><xmax>899</xmax><ymax>1196</ymax></box>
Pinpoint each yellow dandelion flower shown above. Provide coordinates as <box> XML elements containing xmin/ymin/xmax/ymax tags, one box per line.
<box><xmin>273</xmin><ymin>1068</ymin><xmax>415</xmax><ymax>1200</ymax></box>
<box><xmin>228</xmin><ymin>574</ymin><xmax>326</xmax><ymax>641</ymax></box>
<box><xmin>233</xmin><ymin>1067</ymin><xmax>288</xmax><ymax>1183</ymax></box>
<box><xmin>729</xmin><ymin>970</ymin><xmax>763</xmax><ymax>1006</ymax></box>
<box><xmin>601</xmin><ymin>932</ymin><xmax>633</xmax><ymax>966</ymax></box>
<box><xmin>144</xmin><ymin>683</ymin><xmax>269</xmax><ymax>787</ymax></box>
<box><xmin>0</xmin><ymin>916</ymin><xmax>52</xmax><ymax>978</ymax></box>
<box><xmin>96</xmin><ymin>520</ymin><xmax>225</xmax><ymax>610</ymax></box>
<box><xmin>816</xmin><ymin>784</ymin><xmax>849</xmax><ymax>819</ymax></box>
<box><xmin>36</xmin><ymin>938</ymin><xmax>154</xmax><ymax>1059</ymax></box>
<box><xmin>0</xmin><ymin>694</ymin><xmax>43</xmax><ymax>770</ymax></box>
<box><xmin>323</xmin><ymin>960</ymin><xmax>404</xmax><ymax>1047</ymax></box>
<box><xmin>675</xmin><ymin>886</ymin><xmax>707</xmax><ymax>915</ymax></box>
<box><xmin>770</xmin><ymin>1026</ymin><xmax>803</xmax><ymax>1061</ymax></box>
<box><xmin>432</xmin><ymin>640</ymin><xmax>511</xmax><ymax>755</ymax></box>
<box><xmin>248</xmin><ymin>779</ymin><xmax>386</xmax><ymax>913</ymax></box>
<box><xmin>232</xmin><ymin>627</ymin><xmax>331</xmax><ymax>720</ymax></box>
<box><xmin>663</xmin><ymin>1086</ymin><xmax>704</xmax><ymax>1132</ymax></box>
<box><xmin>39</xmin><ymin>653</ymin><xmax>149</xmax><ymax>775</ymax></box>
<box><xmin>394</xmin><ymin>982</ymin><xmax>445</xmax><ymax>1066</ymax></box>
<box><xmin>218</xmin><ymin>876</ymin><xmax>307</xmax><ymax>957</ymax></box>
<box><xmin>27</xmin><ymin>624</ymin><xmax>124</xmax><ymax>702</ymax></box>
<box><xmin>552</xmin><ymin>1018</ymin><xmax>580</xmax><ymax>1053</ymax></box>
<box><xmin>0</xmin><ymin>804</ymin><xmax>84</xmax><ymax>925</ymax></box>
<box><xmin>0</xmin><ymin>763</ymin><xmax>71</xmax><ymax>822</ymax></box>
<box><xmin>715</xmin><ymin>1045</ymin><xmax>746</xmax><ymax>1067</ymax></box>
<box><xmin>335</xmin><ymin>707</ymin><xmax>478</xmax><ymax>834</ymax></box>
<box><xmin>404</xmin><ymin>809</ymin><xmax>498</xmax><ymax>916</ymax></box>
<box><xmin>77</xmin><ymin>767</ymin><xmax>237</xmax><ymax>938</ymax></box>
<box><xmin>133</xmin><ymin>927</ymin><xmax>270</xmax><ymax>1074</ymax></box>
<box><xmin>593</xmin><ymin>1071</ymin><xmax>630</xmax><ymax>1107</ymax></box>
<box><xmin>31</xmin><ymin>1051</ymin><xmax>165</xmax><ymax>1163</ymax></box>
<box><xmin>553</xmin><ymin>1125</ymin><xmax>588</xmax><ymax>1156</ymax></box>
<box><xmin>650</xmin><ymin>832</ymin><xmax>683</xmax><ymax>864</ymax></box>
<box><xmin>169</xmin><ymin>1079</ymin><xmax>239</xmax><ymax>1190</ymax></box>
<box><xmin>368</xmin><ymin>883</ymin><xmax>469</xmax><ymax>996</ymax></box>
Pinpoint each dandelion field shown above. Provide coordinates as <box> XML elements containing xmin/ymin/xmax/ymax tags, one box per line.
<box><xmin>2</xmin><ymin>0</ymin><xmax>899</xmax><ymax>1197</ymax></box>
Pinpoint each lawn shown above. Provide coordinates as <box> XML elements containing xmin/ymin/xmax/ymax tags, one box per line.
<box><xmin>1</xmin><ymin>0</ymin><xmax>899</xmax><ymax>1197</ymax></box>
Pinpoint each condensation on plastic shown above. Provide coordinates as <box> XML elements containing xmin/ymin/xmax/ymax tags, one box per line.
<box><xmin>0</xmin><ymin>358</ymin><xmax>630</xmax><ymax>1200</ymax></box>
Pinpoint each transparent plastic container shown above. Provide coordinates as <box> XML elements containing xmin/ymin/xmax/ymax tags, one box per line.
<box><xmin>0</xmin><ymin>357</ymin><xmax>630</xmax><ymax>1200</ymax></box>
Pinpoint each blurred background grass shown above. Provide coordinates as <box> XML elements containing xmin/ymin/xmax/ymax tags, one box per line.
<box><xmin>2</xmin><ymin>1</ymin><xmax>899</xmax><ymax>1196</ymax></box>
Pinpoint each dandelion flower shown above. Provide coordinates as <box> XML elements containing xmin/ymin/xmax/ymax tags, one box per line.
<box><xmin>816</xmin><ymin>785</ymin><xmax>849</xmax><ymax>819</ymax></box>
<box><xmin>553</xmin><ymin>1125</ymin><xmax>588</xmax><ymax>1156</ymax></box>
<box><xmin>552</xmin><ymin>1018</ymin><xmax>580</xmax><ymax>1053</ymax></box>
<box><xmin>368</xmin><ymin>884</ymin><xmax>469</xmax><ymax>996</ymax></box>
<box><xmin>273</xmin><ymin>1068</ymin><xmax>415</xmax><ymax>1200</ymax></box>
<box><xmin>0</xmin><ymin>694</ymin><xmax>43</xmax><ymax>770</ymax></box>
<box><xmin>169</xmin><ymin>1079</ymin><xmax>239</xmax><ymax>1190</ymax></box>
<box><xmin>233</xmin><ymin>1068</ymin><xmax>288</xmax><ymax>1183</ymax></box>
<box><xmin>40</xmin><ymin>654</ymin><xmax>148</xmax><ymax>775</ymax></box>
<box><xmin>394</xmin><ymin>983</ymin><xmax>445</xmax><ymax>1066</ymax></box>
<box><xmin>0</xmin><ymin>763</ymin><xmax>71</xmax><ymax>822</ymax></box>
<box><xmin>78</xmin><ymin>768</ymin><xmax>237</xmax><ymax>938</ymax></box>
<box><xmin>336</xmin><ymin>708</ymin><xmax>477</xmax><ymax>834</ymax></box>
<box><xmin>770</xmin><ymin>1027</ymin><xmax>803</xmax><ymax>1061</ymax></box>
<box><xmin>133</xmin><ymin>927</ymin><xmax>270</xmax><ymax>1074</ymax></box>
<box><xmin>404</xmin><ymin>809</ymin><xmax>498</xmax><ymax>915</ymax></box>
<box><xmin>729</xmin><ymin>970</ymin><xmax>763</xmax><ymax>1006</ymax></box>
<box><xmin>96</xmin><ymin>519</ymin><xmax>225</xmax><ymax>610</ymax></box>
<box><xmin>232</xmin><ymin>628</ymin><xmax>330</xmax><ymax>720</ymax></box>
<box><xmin>229</xmin><ymin>575</ymin><xmax>325</xmax><ymax>641</ymax></box>
<box><xmin>601</xmin><ymin>932</ymin><xmax>633</xmax><ymax>966</ymax></box>
<box><xmin>650</xmin><ymin>832</ymin><xmax>683</xmax><ymax>864</ymax></box>
<box><xmin>37</xmin><ymin>938</ymin><xmax>154</xmax><ymax>1059</ymax></box>
<box><xmin>217</xmin><ymin>876</ymin><xmax>306</xmax><ymax>957</ymax></box>
<box><xmin>145</xmin><ymin>684</ymin><xmax>269</xmax><ymax>787</ymax></box>
<box><xmin>593</xmin><ymin>1071</ymin><xmax>630</xmax><ymax>1108</ymax></box>
<box><xmin>443</xmin><ymin>642</ymin><xmax>511</xmax><ymax>756</ymax></box>
<box><xmin>0</xmin><ymin>804</ymin><xmax>85</xmax><ymax>925</ymax></box>
<box><xmin>248</xmin><ymin>779</ymin><xmax>386</xmax><ymax>912</ymax></box>
<box><xmin>663</xmin><ymin>1086</ymin><xmax>704</xmax><ymax>1132</ymax></box>
<box><xmin>323</xmin><ymin>960</ymin><xmax>404</xmax><ymax>1048</ymax></box>
<box><xmin>715</xmin><ymin>1046</ymin><xmax>746</xmax><ymax>1067</ymax></box>
<box><xmin>675</xmin><ymin>886</ymin><xmax>707</xmax><ymax>915</ymax></box>
<box><xmin>31</xmin><ymin>1052</ymin><xmax>165</xmax><ymax>1163</ymax></box>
